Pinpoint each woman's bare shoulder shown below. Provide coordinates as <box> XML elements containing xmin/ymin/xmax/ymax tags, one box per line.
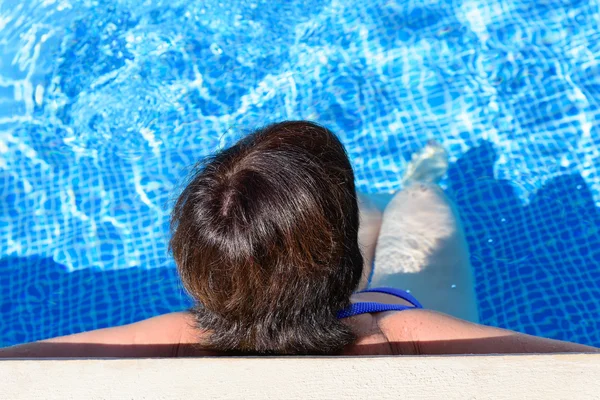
<box><xmin>376</xmin><ymin>309</ymin><xmax>599</xmax><ymax>355</ymax></box>
<box><xmin>0</xmin><ymin>311</ymin><xmax>213</xmax><ymax>359</ymax></box>
<box><xmin>128</xmin><ymin>311</ymin><xmax>197</xmax><ymax>344</ymax></box>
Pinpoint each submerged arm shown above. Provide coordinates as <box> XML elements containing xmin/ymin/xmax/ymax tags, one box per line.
<box><xmin>356</xmin><ymin>193</ymin><xmax>383</xmax><ymax>290</ymax></box>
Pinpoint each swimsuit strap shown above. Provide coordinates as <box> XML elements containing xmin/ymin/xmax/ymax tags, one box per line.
<box><xmin>337</xmin><ymin>287</ymin><xmax>423</xmax><ymax>319</ymax></box>
<box><xmin>358</xmin><ymin>287</ymin><xmax>423</xmax><ymax>308</ymax></box>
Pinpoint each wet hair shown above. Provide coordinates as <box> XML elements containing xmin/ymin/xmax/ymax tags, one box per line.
<box><xmin>169</xmin><ymin>121</ymin><xmax>363</xmax><ymax>355</ymax></box>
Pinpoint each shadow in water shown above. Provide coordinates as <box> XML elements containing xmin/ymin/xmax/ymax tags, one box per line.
<box><xmin>446</xmin><ymin>141</ymin><xmax>600</xmax><ymax>346</ymax></box>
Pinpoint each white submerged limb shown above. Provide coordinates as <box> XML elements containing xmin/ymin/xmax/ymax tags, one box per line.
<box><xmin>356</xmin><ymin>193</ymin><xmax>383</xmax><ymax>291</ymax></box>
<box><xmin>371</xmin><ymin>141</ymin><xmax>479</xmax><ymax>323</ymax></box>
<box><xmin>401</xmin><ymin>140</ymin><xmax>449</xmax><ymax>186</ymax></box>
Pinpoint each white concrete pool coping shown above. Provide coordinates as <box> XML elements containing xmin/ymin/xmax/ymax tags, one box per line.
<box><xmin>2</xmin><ymin>353</ymin><xmax>599</xmax><ymax>399</ymax></box>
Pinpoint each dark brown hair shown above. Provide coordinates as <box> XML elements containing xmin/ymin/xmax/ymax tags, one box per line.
<box><xmin>170</xmin><ymin>121</ymin><xmax>363</xmax><ymax>355</ymax></box>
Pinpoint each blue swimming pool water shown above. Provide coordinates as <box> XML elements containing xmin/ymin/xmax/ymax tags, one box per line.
<box><xmin>1</xmin><ymin>0</ymin><xmax>600</xmax><ymax>347</ymax></box>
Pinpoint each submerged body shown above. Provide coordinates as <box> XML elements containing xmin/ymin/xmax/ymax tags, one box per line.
<box><xmin>370</xmin><ymin>140</ymin><xmax>479</xmax><ymax>322</ymax></box>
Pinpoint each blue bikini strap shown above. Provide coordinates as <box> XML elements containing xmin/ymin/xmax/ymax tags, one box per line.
<box><xmin>357</xmin><ymin>287</ymin><xmax>423</xmax><ymax>308</ymax></box>
<box><xmin>337</xmin><ymin>287</ymin><xmax>423</xmax><ymax>319</ymax></box>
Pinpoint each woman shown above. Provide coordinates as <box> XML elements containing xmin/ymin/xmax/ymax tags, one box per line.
<box><xmin>1</xmin><ymin>121</ymin><xmax>597</xmax><ymax>357</ymax></box>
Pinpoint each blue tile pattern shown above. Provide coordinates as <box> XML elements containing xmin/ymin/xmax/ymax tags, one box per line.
<box><xmin>1</xmin><ymin>0</ymin><xmax>599</xmax><ymax>347</ymax></box>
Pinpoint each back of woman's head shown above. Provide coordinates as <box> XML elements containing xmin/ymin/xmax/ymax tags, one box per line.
<box><xmin>170</xmin><ymin>121</ymin><xmax>363</xmax><ymax>355</ymax></box>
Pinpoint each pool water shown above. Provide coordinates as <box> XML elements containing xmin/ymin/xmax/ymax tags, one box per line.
<box><xmin>1</xmin><ymin>0</ymin><xmax>600</xmax><ymax>347</ymax></box>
